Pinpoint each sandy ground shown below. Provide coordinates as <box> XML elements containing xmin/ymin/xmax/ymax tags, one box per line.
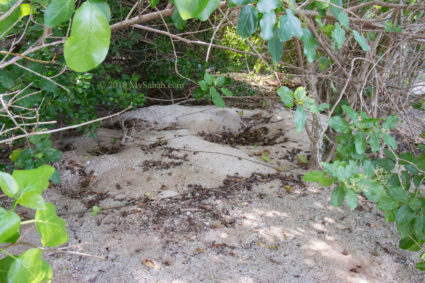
<box><xmin>14</xmin><ymin>105</ymin><xmax>425</xmax><ymax>282</ymax></box>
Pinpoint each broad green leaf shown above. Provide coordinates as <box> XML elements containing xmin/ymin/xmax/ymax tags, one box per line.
<box><xmin>268</xmin><ymin>28</ymin><xmax>283</xmax><ymax>64</ymax></box>
<box><xmin>12</xmin><ymin>165</ymin><xmax>55</xmax><ymax>194</ymax></box>
<box><xmin>196</xmin><ymin>0</ymin><xmax>220</xmax><ymax>21</ymax></box>
<box><xmin>331</xmin><ymin>186</ymin><xmax>345</xmax><ymax>207</ymax></box>
<box><xmin>389</xmin><ymin>187</ymin><xmax>409</xmax><ymax>203</ymax></box>
<box><xmin>50</xmin><ymin>170</ymin><xmax>61</xmax><ymax>185</ymax></box>
<box><xmin>17</xmin><ymin>192</ymin><xmax>46</xmax><ymax>210</ymax></box>
<box><xmin>301</xmin><ymin>28</ymin><xmax>317</xmax><ymax>63</ymax></box>
<box><xmin>19</xmin><ymin>3</ymin><xmax>32</xmax><ymax>18</ymax></box>
<box><xmin>257</xmin><ymin>0</ymin><xmax>277</xmax><ymax>13</ymax></box>
<box><xmin>318</xmin><ymin>103</ymin><xmax>329</xmax><ymax>111</ymax></box>
<box><xmin>260</xmin><ymin>12</ymin><xmax>276</xmax><ymax>40</ymax></box>
<box><xmin>0</xmin><ymin>0</ymin><xmax>20</xmax><ymax>40</ymax></box>
<box><xmin>214</xmin><ymin>76</ymin><xmax>225</xmax><ymax>87</ymax></box>
<box><xmin>303</xmin><ymin>170</ymin><xmax>333</xmax><ymax>186</ymax></box>
<box><xmin>377</xmin><ymin>196</ymin><xmax>399</xmax><ymax>211</ymax></box>
<box><xmin>354</xmin><ymin>132</ymin><xmax>366</xmax><ymax>154</ymax></box>
<box><xmin>352</xmin><ymin>30</ymin><xmax>370</xmax><ymax>51</ymax></box>
<box><xmin>397</xmin><ymin>221</ymin><xmax>414</xmax><ymax>239</ymax></box>
<box><xmin>399</xmin><ymin>237</ymin><xmax>422</xmax><ymax>252</ymax></box>
<box><xmin>150</xmin><ymin>0</ymin><xmax>160</xmax><ymax>8</ymax></box>
<box><xmin>294</xmin><ymin>87</ymin><xmax>306</xmax><ymax>101</ymax></box>
<box><xmin>0</xmin><ymin>172</ymin><xmax>18</xmax><ymax>197</ymax></box>
<box><xmin>237</xmin><ymin>5</ymin><xmax>258</xmax><ymax>39</ymax></box>
<box><xmin>416</xmin><ymin>261</ymin><xmax>425</xmax><ymax>271</ymax></box>
<box><xmin>329</xmin><ymin>0</ymin><xmax>342</xmax><ymax>18</ymax></box>
<box><xmin>362</xmin><ymin>160</ymin><xmax>374</xmax><ymax>176</ymax></box>
<box><xmin>294</xmin><ymin>106</ymin><xmax>306</xmax><ymax>133</ymax></box>
<box><xmin>346</xmin><ymin>189</ymin><xmax>358</xmax><ymax>210</ymax></box>
<box><xmin>382</xmin><ymin>115</ymin><xmax>398</xmax><ymax>130</ymax></box>
<box><xmin>341</xmin><ymin>105</ymin><xmax>358</xmax><ymax>122</ymax></box>
<box><xmin>35</xmin><ymin>202</ymin><xmax>68</xmax><ymax>247</ymax></box>
<box><xmin>360</xmin><ymin>179</ymin><xmax>385</xmax><ymax>202</ymax></box>
<box><xmin>7</xmin><ymin>248</ymin><xmax>52</xmax><ymax>283</ymax></box>
<box><xmin>174</xmin><ymin>0</ymin><xmax>208</xmax><ymax>20</ymax></box>
<box><xmin>337</xmin><ymin>12</ymin><xmax>349</xmax><ymax>28</ymax></box>
<box><xmin>9</xmin><ymin>149</ymin><xmax>22</xmax><ymax>162</ymax></box>
<box><xmin>382</xmin><ymin>133</ymin><xmax>397</xmax><ymax>149</ymax></box>
<box><xmin>369</xmin><ymin>133</ymin><xmax>380</xmax><ymax>152</ymax></box>
<box><xmin>44</xmin><ymin>0</ymin><xmax>75</xmax><ymax>27</ymax></box>
<box><xmin>0</xmin><ymin>256</ymin><xmax>14</xmax><ymax>282</ymax></box>
<box><xmin>414</xmin><ymin>213</ymin><xmax>425</xmax><ymax>240</ymax></box>
<box><xmin>385</xmin><ymin>21</ymin><xmax>402</xmax><ymax>33</ymax></box>
<box><xmin>221</xmin><ymin>88</ymin><xmax>232</xmax><ymax>96</ymax></box>
<box><xmin>373</xmin><ymin>158</ymin><xmax>395</xmax><ymax>171</ymax></box>
<box><xmin>279</xmin><ymin>9</ymin><xmax>303</xmax><ymax>42</ymax></box>
<box><xmin>332</xmin><ymin>22</ymin><xmax>345</xmax><ymax>50</ymax></box>
<box><xmin>88</xmin><ymin>0</ymin><xmax>111</xmax><ymax>22</ymax></box>
<box><xmin>210</xmin><ymin>87</ymin><xmax>225</xmax><ymax>108</ymax></box>
<box><xmin>277</xmin><ymin>86</ymin><xmax>293</xmax><ymax>107</ymax></box>
<box><xmin>204</xmin><ymin>72</ymin><xmax>214</xmax><ymax>84</ymax></box>
<box><xmin>0</xmin><ymin>208</ymin><xmax>20</xmax><ymax>244</ymax></box>
<box><xmin>64</xmin><ymin>1</ymin><xmax>111</xmax><ymax>72</ymax></box>
<box><xmin>408</xmin><ymin>198</ymin><xmax>422</xmax><ymax>212</ymax></box>
<box><xmin>328</xmin><ymin>116</ymin><xmax>351</xmax><ymax>133</ymax></box>
<box><xmin>228</xmin><ymin>0</ymin><xmax>253</xmax><ymax>7</ymax></box>
<box><xmin>199</xmin><ymin>80</ymin><xmax>208</xmax><ymax>91</ymax></box>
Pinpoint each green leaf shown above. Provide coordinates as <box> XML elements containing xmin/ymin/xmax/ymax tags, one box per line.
<box><xmin>268</xmin><ymin>27</ymin><xmax>283</xmax><ymax>64</ymax></box>
<box><xmin>399</xmin><ymin>237</ymin><xmax>422</xmax><ymax>252</ymax></box>
<box><xmin>388</xmin><ymin>186</ymin><xmax>409</xmax><ymax>202</ymax></box>
<box><xmin>210</xmin><ymin>87</ymin><xmax>225</xmax><ymax>108</ymax></box>
<box><xmin>360</xmin><ymin>179</ymin><xmax>385</xmax><ymax>202</ymax></box>
<box><xmin>382</xmin><ymin>115</ymin><xmax>398</xmax><ymax>130</ymax></box>
<box><xmin>352</xmin><ymin>30</ymin><xmax>370</xmax><ymax>52</ymax></box>
<box><xmin>408</xmin><ymin>198</ymin><xmax>422</xmax><ymax>212</ymax></box>
<box><xmin>7</xmin><ymin>248</ymin><xmax>52</xmax><ymax>283</ymax></box>
<box><xmin>362</xmin><ymin>160</ymin><xmax>374</xmax><ymax>176</ymax></box>
<box><xmin>237</xmin><ymin>5</ymin><xmax>259</xmax><ymax>39</ymax></box>
<box><xmin>64</xmin><ymin>1</ymin><xmax>111</xmax><ymax>72</ymax></box>
<box><xmin>260</xmin><ymin>12</ymin><xmax>276</xmax><ymax>40</ymax></box>
<box><xmin>414</xmin><ymin>213</ymin><xmax>425</xmax><ymax>240</ymax></box>
<box><xmin>19</xmin><ymin>3</ymin><xmax>32</xmax><ymax>19</ymax></box>
<box><xmin>91</xmin><ymin>205</ymin><xmax>100</xmax><ymax>216</ymax></box>
<box><xmin>262</xmin><ymin>153</ymin><xmax>270</xmax><ymax>163</ymax></box>
<box><xmin>331</xmin><ymin>186</ymin><xmax>345</xmax><ymax>207</ymax></box>
<box><xmin>196</xmin><ymin>0</ymin><xmax>220</xmax><ymax>21</ymax></box>
<box><xmin>318</xmin><ymin>103</ymin><xmax>329</xmax><ymax>111</ymax></box>
<box><xmin>17</xmin><ymin>192</ymin><xmax>45</xmax><ymax>210</ymax></box>
<box><xmin>150</xmin><ymin>0</ymin><xmax>160</xmax><ymax>8</ymax></box>
<box><xmin>373</xmin><ymin>158</ymin><xmax>395</xmax><ymax>171</ymax></box>
<box><xmin>328</xmin><ymin>116</ymin><xmax>351</xmax><ymax>133</ymax></box>
<box><xmin>214</xmin><ymin>76</ymin><xmax>225</xmax><ymax>87</ymax></box>
<box><xmin>279</xmin><ymin>9</ymin><xmax>303</xmax><ymax>42</ymax></box>
<box><xmin>332</xmin><ymin>22</ymin><xmax>345</xmax><ymax>50</ymax></box>
<box><xmin>346</xmin><ymin>189</ymin><xmax>358</xmax><ymax>210</ymax></box>
<box><xmin>294</xmin><ymin>106</ymin><xmax>306</xmax><ymax>133</ymax></box>
<box><xmin>174</xmin><ymin>0</ymin><xmax>208</xmax><ymax>20</ymax></box>
<box><xmin>0</xmin><ymin>208</ymin><xmax>20</xmax><ymax>244</ymax></box>
<box><xmin>369</xmin><ymin>133</ymin><xmax>380</xmax><ymax>152</ymax></box>
<box><xmin>0</xmin><ymin>1</ymin><xmax>20</xmax><ymax>40</ymax></box>
<box><xmin>0</xmin><ymin>255</ymin><xmax>14</xmax><ymax>282</ymax></box>
<box><xmin>301</xmin><ymin>28</ymin><xmax>317</xmax><ymax>63</ymax></box>
<box><xmin>199</xmin><ymin>80</ymin><xmax>208</xmax><ymax>91</ymax></box>
<box><xmin>341</xmin><ymin>105</ymin><xmax>358</xmax><ymax>122</ymax></box>
<box><xmin>44</xmin><ymin>0</ymin><xmax>75</xmax><ymax>27</ymax></box>
<box><xmin>354</xmin><ymin>132</ymin><xmax>366</xmax><ymax>154</ymax></box>
<box><xmin>204</xmin><ymin>72</ymin><xmax>214</xmax><ymax>84</ymax></box>
<box><xmin>228</xmin><ymin>0</ymin><xmax>253</xmax><ymax>7</ymax></box>
<box><xmin>377</xmin><ymin>196</ymin><xmax>399</xmax><ymax>211</ymax></box>
<box><xmin>382</xmin><ymin>133</ymin><xmax>397</xmax><ymax>150</ymax></box>
<box><xmin>88</xmin><ymin>0</ymin><xmax>111</xmax><ymax>22</ymax></box>
<box><xmin>303</xmin><ymin>171</ymin><xmax>333</xmax><ymax>186</ymax></box>
<box><xmin>294</xmin><ymin>87</ymin><xmax>306</xmax><ymax>101</ymax></box>
<box><xmin>172</xmin><ymin>8</ymin><xmax>187</xmax><ymax>30</ymax></box>
<box><xmin>12</xmin><ymin>165</ymin><xmax>55</xmax><ymax>194</ymax></box>
<box><xmin>35</xmin><ymin>202</ymin><xmax>68</xmax><ymax>247</ymax></box>
<box><xmin>329</xmin><ymin>0</ymin><xmax>342</xmax><ymax>18</ymax></box>
<box><xmin>50</xmin><ymin>170</ymin><xmax>61</xmax><ymax>185</ymax></box>
<box><xmin>337</xmin><ymin>12</ymin><xmax>349</xmax><ymax>28</ymax></box>
<box><xmin>277</xmin><ymin>86</ymin><xmax>293</xmax><ymax>107</ymax></box>
<box><xmin>397</xmin><ymin>221</ymin><xmax>414</xmax><ymax>239</ymax></box>
<box><xmin>221</xmin><ymin>88</ymin><xmax>232</xmax><ymax>96</ymax></box>
<box><xmin>0</xmin><ymin>172</ymin><xmax>18</xmax><ymax>197</ymax></box>
<box><xmin>416</xmin><ymin>261</ymin><xmax>425</xmax><ymax>271</ymax></box>
<box><xmin>257</xmin><ymin>0</ymin><xmax>277</xmax><ymax>13</ymax></box>
<box><xmin>396</xmin><ymin>204</ymin><xmax>415</xmax><ymax>224</ymax></box>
